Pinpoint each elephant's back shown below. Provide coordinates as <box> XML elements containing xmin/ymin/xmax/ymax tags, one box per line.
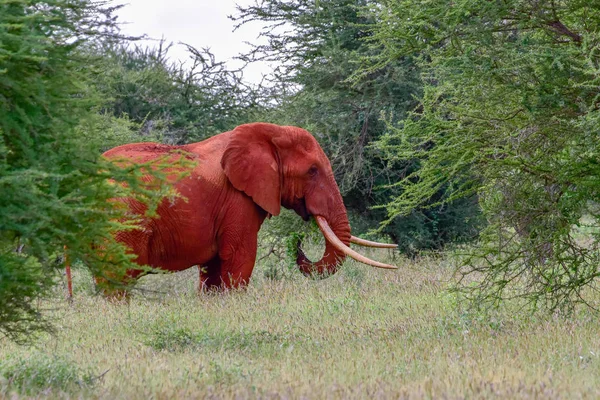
<box><xmin>181</xmin><ymin>132</ymin><xmax>230</xmax><ymax>161</ymax></box>
<box><xmin>181</xmin><ymin>132</ymin><xmax>231</xmax><ymax>183</ymax></box>
<box><xmin>103</xmin><ymin>142</ymin><xmax>182</xmax><ymax>162</ymax></box>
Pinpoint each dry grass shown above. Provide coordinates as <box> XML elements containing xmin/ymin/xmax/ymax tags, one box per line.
<box><xmin>1</xmin><ymin>249</ymin><xmax>599</xmax><ymax>399</ymax></box>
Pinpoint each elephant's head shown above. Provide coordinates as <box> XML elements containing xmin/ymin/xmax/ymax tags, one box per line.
<box><xmin>221</xmin><ymin>122</ymin><xmax>397</xmax><ymax>276</ymax></box>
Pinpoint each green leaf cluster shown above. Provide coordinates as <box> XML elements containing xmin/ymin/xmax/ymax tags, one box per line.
<box><xmin>93</xmin><ymin>42</ymin><xmax>266</xmax><ymax>144</ymax></box>
<box><xmin>0</xmin><ymin>0</ymin><xmax>189</xmax><ymax>341</ymax></box>
<box><xmin>366</xmin><ymin>0</ymin><xmax>600</xmax><ymax>310</ymax></box>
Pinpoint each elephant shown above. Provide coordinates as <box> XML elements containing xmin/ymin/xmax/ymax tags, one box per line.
<box><xmin>87</xmin><ymin>122</ymin><xmax>396</xmax><ymax>295</ymax></box>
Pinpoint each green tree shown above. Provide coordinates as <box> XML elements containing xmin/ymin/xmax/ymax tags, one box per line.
<box><xmin>94</xmin><ymin>42</ymin><xmax>265</xmax><ymax>144</ymax></box>
<box><xmin>235</xmin><ymin>0</ymin><xmax>482</xmax><ymax>253</ymax></box>
<box><xmin>366</xmin><ymin>0</ymin><xmax>600</xmax><ymax>310</ymax></box>
<box><xmin>0</xmin><ymin>0</ymin><xmax>182</xmax><ymax>341</ymax></box>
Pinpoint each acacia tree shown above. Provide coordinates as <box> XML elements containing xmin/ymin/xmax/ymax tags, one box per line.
<box><xmin>0</xmin><ymin>0</ymin><xmax>181</xmax><ymax>341</ymax></box>
<box><xmin>94</xmin><ymin>42</ymin><xmax>265</xmax><ymax>144</ymax></box>
<box><xmin>366</xmin><ymin>0</ymin><xmax>600</xmax><ymax>310</ymax></box>
<box><xmin>234</xmin><ymin>0</ymin><xmax>482</xmax><ymax>252</ymax></box>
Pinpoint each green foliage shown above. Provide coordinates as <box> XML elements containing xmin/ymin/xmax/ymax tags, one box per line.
<box><xmin>146</xmin><ymin>326</ymin><xmax>197</xmax><ymax>352</ymax></box>
<box><xmin>94</xmin><ymin>42</ymin><xmax>266</xmax><ymax>144</ymax></box>
<box><xmin>145</xmin><ymin>324</ymin><xmax>304</xmax><ymax>354</ymax></box>
<box><xmin>285</xmin><ymin>232</ymin><xmax>306</xmax><ymax>263</ymax></box>
<box><xmin>0</xmin><ymin>0</ymin><xmax>189</xmax><ymax>341</ymax></box>
<box><xmin>257</xmin><ymin>209</ymin><xmax>320</xmax><ymax>279</ymax></box>
<box><xmin>366</xmin><ymin>0</ymin><xmax>600</xmax><ymax>310</ymax></box>
<box><xmin>0</xmin><ymin>250</ymin><xmax>54</xmax><ymax>338</ymax></box>
<box><xmin>235</xmin><ymin>0</ymin><xmax>481</xmax><ymax>252</ymax></box>
<box><xmin>0</xmin><ymin>353</ymin><xmax>94</xmax><ymax>393</ymax></box>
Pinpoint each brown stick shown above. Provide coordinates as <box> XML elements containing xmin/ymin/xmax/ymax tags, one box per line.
<box><xmin>64</xmin><ymin>245</ymin><xmax>73</xmax><ymax>300</ymax></box>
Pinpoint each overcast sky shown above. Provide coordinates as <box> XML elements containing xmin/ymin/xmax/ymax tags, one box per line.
<box><xmin>113</xmin><ymin>0</ymin><xmax>270</xmax><ymax>83</ymax></box>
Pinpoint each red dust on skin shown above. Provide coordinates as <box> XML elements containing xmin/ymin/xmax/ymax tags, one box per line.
<box><xmin>90</xmin><ymin>122</ymin><xmax>393</xmax><ymax>297</ymax></box>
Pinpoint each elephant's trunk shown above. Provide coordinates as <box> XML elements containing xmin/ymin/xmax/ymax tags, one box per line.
<box><xmin>297</xmin><ymin>215</ymin><xmax>398</xmax><ymax>275</ymax></box>
<box><xmin>296</xmin><ymin>212</ymin><xmax>351</xmax><ymax>276</ymax></box>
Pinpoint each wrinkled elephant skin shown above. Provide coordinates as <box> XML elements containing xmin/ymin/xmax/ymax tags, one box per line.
<box><xmin>97</xmin><ymin>123</ymin><xmax>394</xmax><ymax>295</ymax></box>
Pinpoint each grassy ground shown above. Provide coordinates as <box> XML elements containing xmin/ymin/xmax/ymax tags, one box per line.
<box><xmin>1</xmin><ymin>248</ymin><xmax>599</xmax><ymax>399</ymax></box>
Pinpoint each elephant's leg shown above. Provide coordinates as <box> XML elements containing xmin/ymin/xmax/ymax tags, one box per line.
<box><xmin>217</xmin><ymin>229</ymin><xmax>260</xmax><ymax>290</ymax></box>
<box><xmin>198</xmin><ymin>257</ymin><xmax>223</xmax><ymax>292</ymax></box>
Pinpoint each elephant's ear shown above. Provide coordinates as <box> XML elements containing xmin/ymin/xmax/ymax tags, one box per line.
<box><xmin>221</xmin><ymin>125</ymin><xmax>281</xmax><ymax>216</ymax></box>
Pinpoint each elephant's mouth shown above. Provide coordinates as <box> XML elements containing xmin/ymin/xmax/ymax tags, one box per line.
<box><xmin>293</xmin><ymin>198</ymin><xmax>310</xmax><ymax>221</ymax></box>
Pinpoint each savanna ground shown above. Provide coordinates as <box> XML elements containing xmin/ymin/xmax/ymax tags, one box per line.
<box><xmin>1</xmin><ymin>245</ymin><xmax>599</xmax><ymax>399</ymax></box>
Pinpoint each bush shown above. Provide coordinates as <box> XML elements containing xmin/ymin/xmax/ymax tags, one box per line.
<box><xmin>366</xmin><ymin>0</ymin><xmax>600</xmax><ymax>311</ymax></box>
<box><xmin>0</xmin><ymin>354</ymin><xmax>95</xmax><ymax>394</ymax></box>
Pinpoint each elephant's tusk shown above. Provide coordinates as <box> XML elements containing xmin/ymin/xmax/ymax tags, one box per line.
<box><xmin>350</xmin><ymin>235</ymin><xmax>398</xmax><ymax>249</ymax></box>
<box><xmin>314</xmin><ymin>216</ymin><xmax>398</xmax><ymax>270</ymax></box>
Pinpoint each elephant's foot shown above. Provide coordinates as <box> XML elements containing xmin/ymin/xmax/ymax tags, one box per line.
<box><xmin>198</xmin><ymin>264</ymin><xmax>251</xmax><ymax>293</ymax></box>
<box><xmin>198</xmin><ymin>262</ymin><xmax>219</xmax><ymax>292</ymax></box>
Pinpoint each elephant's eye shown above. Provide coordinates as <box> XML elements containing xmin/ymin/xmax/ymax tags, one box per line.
<box><xmin>307</xmin><ymin>165</ymin><xmax>318</xmax><ymax>177</ymax></box>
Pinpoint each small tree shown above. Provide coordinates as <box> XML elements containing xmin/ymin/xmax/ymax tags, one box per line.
<box><xmin>366</xmin><ymin>0</ymin><xmax>600</xmax><ymax>310</ymax></box>
<box><xmin>94</xmin><ymin>42</ymin><xmax>265</xmax><ymax>144</ymax></box>
<box><xmin>0</xmin><ymin>0</ymin><xmax>184</xmax><ymax>342</ymax></box>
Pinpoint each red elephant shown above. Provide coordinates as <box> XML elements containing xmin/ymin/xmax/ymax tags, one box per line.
<box><xmin>81</xmin><ymin>123</ymin><xmax>396</xmax><ymax>296</ymax></box>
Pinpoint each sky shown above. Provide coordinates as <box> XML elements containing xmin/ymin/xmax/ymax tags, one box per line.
<box><xmin>113</xmin><ymin>0</ymin><xmax>270</xmax><ymax>83</ymax></box>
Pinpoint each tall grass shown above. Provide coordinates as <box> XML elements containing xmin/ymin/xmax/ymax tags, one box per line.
<box><xmin>1</xmin><ymin>249</ymin><xmax>599</xmax><ymax>399</ymax></box>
